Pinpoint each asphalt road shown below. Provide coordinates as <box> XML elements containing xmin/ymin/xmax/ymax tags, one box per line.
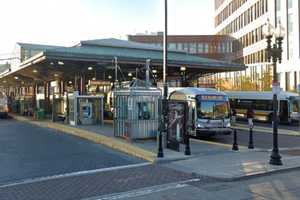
<box><xmin>0</xmin><ymin>119</ymin><xmax>144</xmax><ymax>186</ymax></box>
<box><xmin>236</xmin><ymin>119</ymin><xmax>300</xmax><ymax>131</ymax></box>
<box><xmin>200</xmin><ymin>126</ymin><xmax>300</xmax><ymax>149</ymax></box>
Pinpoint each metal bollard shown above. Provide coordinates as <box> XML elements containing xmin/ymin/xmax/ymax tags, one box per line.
<box><xmin>184</xmin><ymin>135</ymin><xmax>191</xmax><ymax>156</ymax></box>
<box><xmin>248</xmin><ymin>127</ymin><xmax>254</xmax><ymax>149</ymax></box>
<box><xmin>232</xmin><ymin>129</ymin><xmax>239</xmax><ymax>151</ymax></box>
<box><xmin>157</xmin><ymin>132</ymin><xmax>164</xmax><ymax>158</ymax></box>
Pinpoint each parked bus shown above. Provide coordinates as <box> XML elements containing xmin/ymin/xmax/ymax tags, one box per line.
<box><xmin>0</xmin><ymin>92</ymin><xmax>8</xmax><ymax>118</ymax></box>
<box><xmin>226</xmin><ymin>91</ymin><xmax>300</xmax><ymax>123</ymax></box>
<box><xmin>169</xmin><ymin>88</ymin><xmax>232</xmax><ymax>137</ymax></box>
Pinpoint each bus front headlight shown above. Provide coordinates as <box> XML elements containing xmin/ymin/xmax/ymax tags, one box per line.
<box><xmin>225</xmin><ymin>121</ymin><xmax>231</xmax><ymax>128</ymax></box>
<box><xmin>197</xmin><ymin>123</ymin><xmax>204</xmax><ymax>128</ymax></box>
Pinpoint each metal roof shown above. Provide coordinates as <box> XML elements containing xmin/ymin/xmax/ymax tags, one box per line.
<box><xmin>40</xmin><ymin>38</ymin><xmax>244</xmax><ymax>69</ymax></box>
<box><xmin>0</xmin><ymin>63</ymin><xmax>10</xmax><ymax>74</ymax></box>
<box><xmin>78</xmin><ymin>38</ymin><xmax>182</xmax><ymax>52</ymax></box>
<box><xmin>0</xmin><ymin>38</ymin><xmax>246</xmax><ymax>84</ymax></box>
<box><xmin>17</xmin><ymin>43</ymin><xmax>64</xmax><ymax>50</ymax></box>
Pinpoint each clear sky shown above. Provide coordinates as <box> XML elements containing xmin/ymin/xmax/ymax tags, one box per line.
<box><xmin>0</xmin><ymin>0</ymin><xmax>214</xmax><ymax>57</ymax></box>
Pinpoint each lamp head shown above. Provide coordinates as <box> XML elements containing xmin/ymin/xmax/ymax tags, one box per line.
<box><xmin>263</xmin><ymin>18</ymin><xmax>274</xmax><ymax>37</ymax></box>
<box><xmin>275</xmin><ymin>20</ymin><xmax>285</xmax><ymax>38</ymax></box>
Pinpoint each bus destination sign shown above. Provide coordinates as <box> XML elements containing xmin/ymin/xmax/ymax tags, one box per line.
<box><xmin>199</xmin><ymin>95</ymin><xmax>225</xmax><ymax>101</ymax></box>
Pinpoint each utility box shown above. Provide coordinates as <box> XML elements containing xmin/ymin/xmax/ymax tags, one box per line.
<box><xmin>113</xmin><ymin>86</ymin><xmax>161</xmax><ymax>139</ymax></box>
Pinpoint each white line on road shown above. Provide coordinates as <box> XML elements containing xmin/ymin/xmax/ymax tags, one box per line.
<box><xmin>84</xmin><ymin>178</ymin><xmax>201</xmax><ymax>200</ymax></box>
<box><xmin>0</xmin><ymin>162</ymin><xmax>151</xmax><ymax>189</ymax></box>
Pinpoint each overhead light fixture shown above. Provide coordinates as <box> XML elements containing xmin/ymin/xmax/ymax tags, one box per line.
<box><xmin>92</xmin><ymin>77</ymin><xmax>96</xmax><ymax>81</ymax></box>
<box><xmin>108</xmin><ymin>75</ymin><xmax>112</xmax><ymax>79</ymax></box>
<box><xmin>180</xmin><ymin>66</ymin><xmax>187</xmax><ymax>71</ymax></box>
<box><xmin>68</xmin><ymin>81</ymin><xmax>72</xmax><ymax>84</ymax></box>
<box><xmin>152</xmin><ymin>69</ymin><xmax>157</xmax><ymax>74</ymax></box>
<box><xmin>21</xmin><ymin>81</ymin><xmax>25</xmax><ymax>85</ymax></box>
<box><xmin>58</xmin><ymin>61</ymin><xmax>64</xmax><ymax>66</ymax></box>
<box><xmin>88</xmin><ymin>66</ymin><xmax>93</xmax><ymax>71</ymax></box>
<box><xmin>33</xmin><ymin>69</ymin><xmax>38</xmax><ymax>73</ymax></box>
<box><xmin>50</xmin><ymin>62</ymin><xmax>54</xmax><ymax>65</ymax></box>
<box><xmin>14</xmin><ymin>76</ymin><xmax>19</xmax><ymax>80</ymax></box>
<box><xmin>128</xmin><ymin>72</ymin><xmax>133</xmax><ymax>77</ymax></box>
<box><xmin>132</xmin><ymin>77</ymin><xmax>136</xmax><ymax>80</ymax></box>
<box><xmin>54</xmin><ymin>74</ymin><xmax>59</xmax><ymax>77</ymax></box>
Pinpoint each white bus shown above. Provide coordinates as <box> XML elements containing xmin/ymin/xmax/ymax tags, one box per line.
<box><xmin>169</xmin><ymin>88</ymin><xmax>232</xmax><ymax>137</ymax></box>
<box><xmin>0</xmin><ymin>92</ymin><xmax>8</xmax><ymax>118</ymax></box>
<box><xmin>226</xmin><ymin>91</ymin><xmax>300</xmax><ymax>123</ymax></box>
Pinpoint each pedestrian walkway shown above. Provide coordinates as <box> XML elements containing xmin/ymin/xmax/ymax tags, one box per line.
<box><xmin>9</xmin><ymin>113</ymin><xmax>300</xmax><ymax>181</ymax></box>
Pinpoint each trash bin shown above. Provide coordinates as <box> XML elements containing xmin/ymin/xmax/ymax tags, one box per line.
<box><xmin>35</xmin><ymin>109</ymin><xmax>45</xmax><ymax>120</ymax></box>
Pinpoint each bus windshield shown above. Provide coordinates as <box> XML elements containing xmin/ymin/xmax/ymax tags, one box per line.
<box><xmin>196</xmin><ymin>100</ymin><xmax>230</xmax><ymax>120</ymax></box>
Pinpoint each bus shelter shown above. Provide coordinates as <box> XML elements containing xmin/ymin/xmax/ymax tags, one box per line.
<box><xmin>0</xmin><ymin>38</ymin><xmax>246</xmax><ymax>125</ymax></box>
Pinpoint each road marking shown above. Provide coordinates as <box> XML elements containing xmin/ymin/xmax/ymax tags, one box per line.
<box><xmin>85</xmin><ymin>178</ymin><xmax>200</xmax><ymax>200</ymax></box>
<box><xmin>0</xmin><ymin>162</ymin><xmax>151</xmax><ymax>189</ymax></box>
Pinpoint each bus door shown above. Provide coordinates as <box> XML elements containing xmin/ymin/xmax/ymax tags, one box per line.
<box><xmin>279</xmin><ymin>100</ymin><xmax>289</xmax><ymax>123</ymax></box>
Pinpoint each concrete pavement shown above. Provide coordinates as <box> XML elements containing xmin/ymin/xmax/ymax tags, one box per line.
<box><xmin>99</xmin><ymin>169</ymin><xmax>300</xmax><ymax>200</ymax></box>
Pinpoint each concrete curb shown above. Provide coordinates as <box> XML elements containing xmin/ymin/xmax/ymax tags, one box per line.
<box><xmin>10</xmin><ymin>114</ymin><xmax>157</xmax><ymax>163</ymax></box>
<box><xmin>218</xmin><ymin>165</ymin><xmax>300</xmax><ymax>182</ymax></box>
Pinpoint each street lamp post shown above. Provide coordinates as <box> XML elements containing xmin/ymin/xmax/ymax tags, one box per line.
<box><xmin>263</xmin><ymin>19</ymin><xmax>285</xmax><ymax>166</ymax></box>
<box><xmin>157</xmin><ymin>0</ymin><xmax>168</xmax><ymax>158</ymax></box>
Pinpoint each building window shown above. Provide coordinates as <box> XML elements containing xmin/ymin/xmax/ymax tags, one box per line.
<box><xmin>198</xmin><ymin>43</ymin><xmax>203</xmax><ymax>53</ymax></box>
<box><xmin>177</xmin><ymin>43</ymin><xmax>183</xmax><ymax>50</ymax></box>
<box><xmin>276</xmin><ymin>0</ymin><xmax>281</xmax><ymax>11</ymax></box>
<box><xmin>204</xmin><ymin>43</ymin><xmax>209</xmax><ymax>53</ymax></box>
<box><xmin>189</xmin><ymin>43</ymin><xmax>197</xmax><ymax>53</ymax></box>
<box><xmin>183</xmin><ymin>43</ymin><xmax>189</xmax><ymax>52</ymax></box>
<box><xmin>288</xmin><ymin>13</ymin><xmax>293</xmax><ymax>59</ymax></box>
<box><xmin>169</xmin><ymin>43</ymin><xmax>177</xmax><ymax>50</ymax></box>
<box><xmin>288</xmin><ymin>0</ymin><xmax>293</xmax><ymax>9</ymax></box>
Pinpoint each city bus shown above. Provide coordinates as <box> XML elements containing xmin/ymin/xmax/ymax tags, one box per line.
<box><xmin>169</xmin><ymin>88</ymin><xmax>232</xmax><ymax>137</ymax></box>
<box><xmin>226</xmin><ymin>91</ymin><xmax>300</xmax><ymax>124</ymax></box>
<box><xmin>0</xmin><ymin>92</ymin><xmax>8</xmax><ymax>118</ymax></box>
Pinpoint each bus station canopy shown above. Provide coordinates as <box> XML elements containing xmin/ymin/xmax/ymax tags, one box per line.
<box><xmin>0</xmin><ymin>38</ymin><xmax>246</xmax><ymax>86</ymax></box>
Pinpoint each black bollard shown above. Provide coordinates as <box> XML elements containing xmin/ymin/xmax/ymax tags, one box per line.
<box><xmin>184</xmin><ymin>135</ymin><xmax>191</xmax><ymax>156</ymax></box>
<box><xmin>157</xmin><ymin>132</ymin><xmax>164</xmax><ymax>158</ymax></box>
<box><xmin>248</xmin><ymin>127</ymin><xmax>254</xmax><ymax>149</ymax></box>
<box><xmin>232</xmin><ymin>129</ymin><xmax>239</xmax><ymax>151</ymax></box>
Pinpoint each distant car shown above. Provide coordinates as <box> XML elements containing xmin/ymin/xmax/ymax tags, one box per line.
<box><xmin>0</xmin><ymin>92</ymin><xmax>8</xmax><ymax>118</ymax></box>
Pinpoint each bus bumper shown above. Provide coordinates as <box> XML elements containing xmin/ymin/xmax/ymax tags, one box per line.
<box><xmin>196</xmin><ymin>128</ymin><xmax>232</xmax><ymax>137</ymax></box>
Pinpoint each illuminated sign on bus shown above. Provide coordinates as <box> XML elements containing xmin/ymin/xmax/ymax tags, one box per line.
<box><xmin>198</xmin><ymin>95</ymin><xmax>226</xmax><ymax>101</ymax></box>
